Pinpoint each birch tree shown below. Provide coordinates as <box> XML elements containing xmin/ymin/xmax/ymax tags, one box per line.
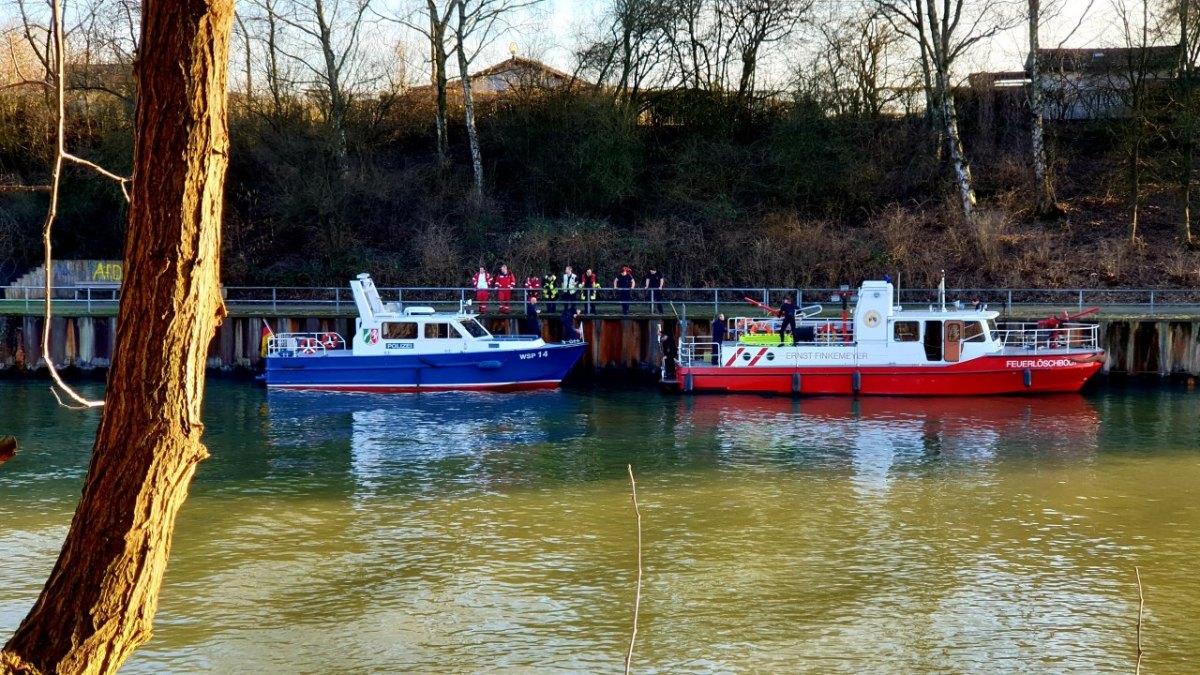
<box><xmin>264</xmin><ymin>0</ymin><xmax>377</xmax><ymax>172</ymax></box>
<box><xmin>452</xmin><ymin>0</ymin><xmax>543</xmax><ymax>202</ymax></box>
<box><xmin>0</xmin><ymin>0</ymin><xmax>233</xmax><ymax>672</ymax></box>
<box><xmin>876</xmin><ymin>0</ymin><xmax>1011</xmax><ymax>221</ymax></box>
<box><xmin>390</xmin><ymin>0</ymin><xmax>455</xmax><ymax>166</ymax></box>
<box><xmin>1028</xmin><ymin>0</ymin><xmax>1058</xmax><ymax>215</ymax></box>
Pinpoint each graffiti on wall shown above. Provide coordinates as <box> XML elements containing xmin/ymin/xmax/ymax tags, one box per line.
<box><xmin>91</xmin><ymin>262</ymin><xmax>122</xmax><ymax>283</ymax></box>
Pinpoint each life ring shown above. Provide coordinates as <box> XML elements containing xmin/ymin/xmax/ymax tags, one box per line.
<box><xmin>300</xmin><ymin>338</ymin><xmax>319</xmax><ymax>355</ymax></box>
<box><xmin>320</xmin><ymin>332</ymin><xmax>340</xmax><ymax>349</ymax></box>
<box><xmin>752</xmin><ymin>321</ymin><xmax>771</xmax><ymax>334</ymax></box>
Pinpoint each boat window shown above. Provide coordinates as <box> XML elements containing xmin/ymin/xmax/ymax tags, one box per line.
<box><xmin>893</xmin><ymin>321</ymin><xmax>920</xmax><ymax>342</ymax></box>
<box><xmin>963</xmin><ymin>321</ymin><xmax>985</xmax><ymax>342</ymax></box>
<box><xmin>424</xmin><ymin>322</ymin><xmax>461</xmax><ymax>339</ymax></box>
<box><xmin>382</xmin><ymin>322</ymin><xmax>417</xmax><ymax>340</ymax></box>
<box><xmin>459</xmin><ymin>320</ymin><xmax>489</xmax><ymax>338</ymax></box>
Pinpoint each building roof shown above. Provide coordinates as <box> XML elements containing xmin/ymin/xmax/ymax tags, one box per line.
<box><xmin>1027</xmin><ymin>46</ymin><xmax>1180</xmax><ymax>74</ymax></box>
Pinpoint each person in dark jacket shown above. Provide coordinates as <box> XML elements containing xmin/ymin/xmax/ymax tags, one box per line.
<box><xmin>560</xmin><ymin>307</ymin><xmax>581</xmax><ymax>341</ymax></box>
<box><xmin>523</xmin><ymin>295</ymin><xmax>541</xmax><ymax>337</ymax></box>
<box><xmin>711</xmin><ymin>313</ymin><xmax>726</xmax><ymax>364</ymax></box>
<box><xmin>645</xmin><ymin>267</ymin><xmax>665</xmax><ymax>314</ymax></box>
<box><xmin>659</xmin><ymin>326</ymin><xmax>678</xmax><ymax>379</ymax></box>
<box><xmin>778</xmin><ymin>297</ymin><xmax>797</xmax><ymax>346</ymax></box>
<box><xmin>614</xmin><ymin>267</ymin><xmax>635</xmax><ymax>315</ymax></box>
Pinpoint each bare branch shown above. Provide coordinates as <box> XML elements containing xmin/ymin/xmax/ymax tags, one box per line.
<box><xmin>39</xmin><ymin>0</ymin><xmax>106</xmax><ymax>409</ymax></box>
<box><xmin>63</xmin><ymin>152</ymin><xmax>132</xmax><ymax>202</ymax></box>
<box><xmin>624</xmin><ymin>464</ymin><xmax>643</xmax><ymax>675</ymax></box>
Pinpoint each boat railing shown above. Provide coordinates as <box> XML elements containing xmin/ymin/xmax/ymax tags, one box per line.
<box><xmin>994</xmin><ymin>322</ymin><xmax>1100</xmax><ymax>351</ymax></box>
<box><xmin>728</xmin><ymin>316</ymin><xmax>854</xmax><ymax>345</ymax></box>
<box><xmin>680</xmin><ymin>337</ymin><xmax>719</xmax><ymax>366</ymax></box>
<box><xmin>266</xmin><ymin>332</ymin><xmax>345</xmax><ymax>357</ymax></box>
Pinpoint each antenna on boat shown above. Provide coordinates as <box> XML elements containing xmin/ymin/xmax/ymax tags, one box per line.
<box><xmin>938</xmin><ymin>269</ymin><xmax>946</xmax><ymax>312</ymax></box>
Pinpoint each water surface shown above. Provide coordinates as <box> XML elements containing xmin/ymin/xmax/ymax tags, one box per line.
<box><xmin>2</xmin><ymin>380</ymin><xmax>1198</xmax><ymax>673</ymax></box>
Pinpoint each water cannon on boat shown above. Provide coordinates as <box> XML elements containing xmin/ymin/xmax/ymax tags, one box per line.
<box><xmin>1037</xmin><ymin>307</ymin><xmax>1100</xmax><ymax>329</ymax></box>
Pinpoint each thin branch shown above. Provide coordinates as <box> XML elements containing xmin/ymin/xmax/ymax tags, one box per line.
<box><xmin>1135</xmin><ymin>566</ymin><xmax>1144</xmax><ymax>675</ymax></box>
<box><xmin>63</xmin><ymin>152</ymin><xmax>132</xmax><ymax>202</ymax></box>
<box><xmin>624</xmin><ymin>464</ymin><xmax>643</xmax><ymax>675</ymax></box>
<box><xmin>0</xmin><ymin>185</ymin><xmax>52</xmax><ymax>192</ymax></box>
<box><xmin>41</xmin><ymin>0</ymin><xmax>104</xmax><ymax>410</ymax></box>
<box><xmin>0</xmin><ymin>80</ymin><xmax>51</xmax><ymax>92</ymax></box>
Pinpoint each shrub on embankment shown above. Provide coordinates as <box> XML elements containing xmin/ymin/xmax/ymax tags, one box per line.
<box><xmin>4</xmin><ymin>86</ymin><xmax>1200</xmax><ymax>291</ymax></box>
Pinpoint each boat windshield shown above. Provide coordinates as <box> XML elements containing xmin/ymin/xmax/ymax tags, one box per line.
<box><xmin>459</xmin><ymin>319</ymin><xmax>490</xmax><ymax>338</ymax></box>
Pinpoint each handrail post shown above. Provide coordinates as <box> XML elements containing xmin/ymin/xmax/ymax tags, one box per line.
<box><xmin>334</xmin><ymin>287</ymin><xmax>340</xmax><ymax>313</ymax></box>
<box><xmin>1150</xmin><ymin>290</ymin><xmax>1155</xmax><ymax>314</ymax></box>
<box><xmin>713</xmin><ymin>288</ymin><xmax>718</xmax><ymax>317</ymax></box>
<box><xmin>1078</xmin><ymin>289</ymin><xmax>1083</xmax><ymax>312</ymax></box>
<box><xmin>272</xmin><ymin>287</ymin><xmax>277</xmax><ymax>313</ymax></box>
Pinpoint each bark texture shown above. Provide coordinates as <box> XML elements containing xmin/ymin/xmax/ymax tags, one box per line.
<box><xmin>1</xmin><ymin>1</ymin><xmax>233</xmax><ymax>673</ymax></box>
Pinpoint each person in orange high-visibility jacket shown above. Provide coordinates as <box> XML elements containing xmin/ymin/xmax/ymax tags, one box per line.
<box><xmin>471</xmin><ymin>266</ymin><xmax>493</xmax><ymax>313</ymax></box>
<box><xmin>494</xmin><ymin>264</ymin><xmax>517</xmax><ymax>314</ymax></box>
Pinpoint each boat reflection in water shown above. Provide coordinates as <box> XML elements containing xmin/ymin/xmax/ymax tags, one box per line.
<box><xmin>675</xmin><ymin>394</ymin><xmax>1102</xmax><ymax>477</ymax></box>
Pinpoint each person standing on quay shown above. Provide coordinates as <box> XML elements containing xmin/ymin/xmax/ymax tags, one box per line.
<box><xmin>542</xmin><ymin>271</ymin><xmax>558</xmax><ymax>314</ymax></box>
<box><xmin>581</xmin><ymin>268</ymin><xmax>599</xmax><ymax>314</ymax></box>
<box><xmin>471</xmin><ymin>266</ymin><xmax>493</xmax><ymax>313</ymax></box>
<box><xmin>494</xmin><ymin>264</ymin><xmax>516</xmax><ymax>314</ymax></box>
<box><xmin>562</xmin><ymin>265</ymin><xmax>579</xmax><ymax>312</ymax></box>
<box><xmin>524</xmin><ymin>273</ymin><xmax>541</xmax><ymax>303</ymax></box>
<box><xmin>645</xmin><ymin>266</ymin><xmax>665</xmax><ymax>314</ymax></box>
<box><xmin>614</xmin><ymin>267</ymin><xmax>635</xmax><ymax>315</ymax></box>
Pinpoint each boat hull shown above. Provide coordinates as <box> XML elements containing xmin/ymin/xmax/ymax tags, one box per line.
<box><xmin>676</xmin><ymin>352</ymin><xmax>1104</xmax><ymax>396</ymax></box>
<box><xmin>265</xmin><ymin>342</ymin><xmax>587</xmax><ymax>393</ymax></box>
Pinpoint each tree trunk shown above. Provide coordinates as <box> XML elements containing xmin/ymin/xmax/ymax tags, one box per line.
<box><xmin>1180</xmin><ymin>0</ymin><xmax>1195</xmax><ymax>244</ymax></box>
<box><xmin>428</xmin><ymin>0</ymin><xmax>449</xmax><ymax>167</ymax></box>
<box><xmin>1028</xmin><ymin>0</ymin><xmax>1058</xmax><ymax>215</ymax></box>
<box><xmin>939</xmin><ymin>77</ymin><xmax>976</xmax><ymax>221</ymax></box>
<box><xmin>314</xmin><ymin>0</ymin><xmax>348</xmax><ymax>174</ymax></box>
<box><xmin>0</xmin><ymin>0</ymin><xmax>232</xmax><ymax>673</ymax></box>
<box><xmin>456</xmin><ymin>2</ymin><xmax>484</xmax><ymax>203</ymax></box>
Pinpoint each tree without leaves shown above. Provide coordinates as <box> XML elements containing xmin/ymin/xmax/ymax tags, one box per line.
<box><xmin>452</xmin><ymin>0</ymin><xmax>544</xmax><ymax>202</ymax></box>
<box><xmin>875</xmin><ymin>0</ymin><xmax>1013</xmax><ymax>221</ymax></box>
<box><xmin>0</xmin><ymin>0</ymin><xmax>233</xmax><ymax>672</ymax></box>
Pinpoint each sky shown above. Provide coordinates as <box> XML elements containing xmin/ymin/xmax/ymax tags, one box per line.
<box><xmin>491</xmin><ymin>0</ymin><xmax>1146</xmax><ymax>83</ymax></box>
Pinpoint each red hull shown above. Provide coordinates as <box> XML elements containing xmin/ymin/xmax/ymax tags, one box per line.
<box><xmin>676</xmin><ymin>353</ymin><xmax>1104</xmax><ymax>396</ymax></box>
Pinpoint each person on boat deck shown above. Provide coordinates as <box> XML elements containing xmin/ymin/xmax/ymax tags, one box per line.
<box><xmin>524</xmin><ymin>274</ymin><xmax>541</xmax><ymax>302</ymax></box>
<box><xmin>581</xmin><ymin>268</ymin><xmax>599</xmax><ymax>314</ymax></box>
<box><xmin>562</xmin><ymin>265</ymin><xmax>579</xmax><ymax>312</ymax></box>
<box><xmin>659</xmin><ymin>326</ymin><xmax>678</xmax><ymax>379</ymax></box>
<box><xmin>560</xmin><ymin>307</ymin><xmax>581</xmax><ymax>342</ymax></box>
<box><xmin>778</xmin><ymin>297</ymin><xmax>797</xmax><ymax>346</ymax></box>
<box><xmin>542</xmin><ymin>272</ymin><xmax>558</xmax><ymax>313</ymax></box>
<box><xmin>710</xmin><ymin>313</ymin><xmax>726</xmax><ymax>364</ymax></box>
<box><xmin>645</xmin><ymin>267</ymin><xmax>665</xmax><ymax>314</ymax></box>
<box><xmin>494</xmin><ymin>264</ymin><xmax>517</xmax><ymax>314</ymax></box>
<box><xmin>471</xmin><ymin>266</ymin><xmax>493</xmax><ymax>313</ymax></box>
<box><xmin>524</xmin><ymin>295</ymin><xmax>542</xmax><ymax>337</ymax></box>
<box><xmin>614</xmin><ymin>267</ymin><xmax>635</xmax><ymax>315</ymax></box>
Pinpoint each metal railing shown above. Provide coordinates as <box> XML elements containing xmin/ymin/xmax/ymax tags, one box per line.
<box><xmin>7</xmin><ymin>284</ymin><xmax>1200</xmax><ymax>316</ymax></box>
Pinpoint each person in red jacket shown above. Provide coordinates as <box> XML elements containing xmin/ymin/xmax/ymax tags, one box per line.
<box><xmin>524</xmin><ymin>274</ymin><xmax>541</xmax><ymax>302</ymax></box>
<box><xmin>494</xmin><ymin>264</ymin><xmax>517</xmax><ymax>313</ymax></box>
<box><xmin>471</xmin><ymin>266</ymin><xmax>493</xmax><ymax>313</ymax></box>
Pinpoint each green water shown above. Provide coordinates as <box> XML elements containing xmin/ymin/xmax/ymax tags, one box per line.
<box><xmin>2</xmin><ymin>380</ymin><xmax>1199</xmax><ymax>674</ymax></box>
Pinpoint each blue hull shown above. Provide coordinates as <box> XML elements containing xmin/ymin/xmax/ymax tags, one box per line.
<box><xmin>264</xmin><ymin>342</ymin><xmax>587</xmax><ymax>392</ymax></box>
